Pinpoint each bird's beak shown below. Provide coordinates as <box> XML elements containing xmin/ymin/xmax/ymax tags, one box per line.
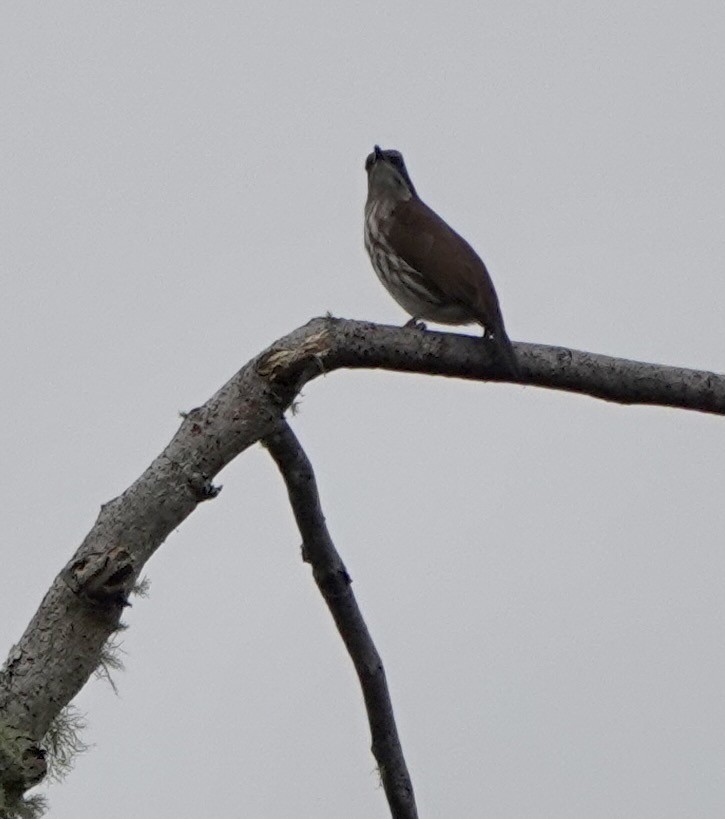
<box><xmin>365</xmin><ymin>145</ymin><xmax>384</xmax><ymax>173</ymax></box>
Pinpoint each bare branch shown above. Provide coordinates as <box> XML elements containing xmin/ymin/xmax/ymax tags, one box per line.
<box><xmin>1</xmin><ymin>315</ymin><xmax>722</xmax><ymax>801</ymax></box>
<box><xmin>256</xmin><ymin>318</ymin><xmax>725</xmax><ymax>415</ymax></box>
<box><xmin>263</xmin><ymin>421</ymin><xmax>417</xmax><ymax>819</ymax></box>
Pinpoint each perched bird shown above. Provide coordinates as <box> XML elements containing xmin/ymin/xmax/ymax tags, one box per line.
<box><xmin>364</xmin><ymin>145</ymin><xmax>519</xmax><ymax>376</ymax></box>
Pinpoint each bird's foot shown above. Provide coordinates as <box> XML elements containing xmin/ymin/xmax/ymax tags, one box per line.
<box><xmin>404</xmin><ymin>317</ymin><xmax>428</xmax><ymax>331</ymax></box>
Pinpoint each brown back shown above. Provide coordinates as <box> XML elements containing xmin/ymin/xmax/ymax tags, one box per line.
<box><xmin>386</xmin><ymin>197</ymin><xmax>506</xmax><ymax>334</ymax></box>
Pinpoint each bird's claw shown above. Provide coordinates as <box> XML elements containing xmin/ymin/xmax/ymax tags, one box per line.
<box><xmin>404</xmin><ymin>318</ymin><xmax>428</xmax><ymax>331</ymax></box>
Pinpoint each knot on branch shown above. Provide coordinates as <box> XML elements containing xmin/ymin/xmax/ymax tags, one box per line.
<box><xmin>181</xmin><ymin>466</ymin><xmax>222</xmax><ymax>502</ymax></box>
<box><xmin>0</xmin><ymin>725</ymin><xmax>47</xmax><ymax>797</ymax></box>
<box><xmin>63</xmin><ymin>546</ymin><xmax>135</xmax><ymax>609</ymax></box>
<box><xmin>311</xmin><ymin>565</ymin><xmax>352</xmax><ymax>596</ymax></box>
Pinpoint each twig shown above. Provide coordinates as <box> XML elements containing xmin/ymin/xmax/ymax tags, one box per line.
<box><xmin>263</xmin><ymin>420</ymin><xmax>418</xmax><ymax>819</ymax></box>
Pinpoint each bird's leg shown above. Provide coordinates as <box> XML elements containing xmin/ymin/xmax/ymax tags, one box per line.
<box><xmin>404</xmin><ymin>317</ymin><xmax>428</xmax><ymax>331</ymax></box>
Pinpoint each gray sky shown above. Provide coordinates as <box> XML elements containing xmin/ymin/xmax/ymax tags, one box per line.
<box><xmin>2</xmin><ymin>3</ymin><xmax>724</xmax><ymax>817</ymax></box>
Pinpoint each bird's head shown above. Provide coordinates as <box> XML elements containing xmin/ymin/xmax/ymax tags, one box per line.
<box><xmin>365</xmin><ymin>145</ymin><xmax>418</xmax><ymax>201</ymax></box>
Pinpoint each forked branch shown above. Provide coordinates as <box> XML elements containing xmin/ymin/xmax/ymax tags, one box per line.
<box><xmin>1</xmin><ymin>315</ymin><xmax>722</xmax><ymax>812</ymax></box>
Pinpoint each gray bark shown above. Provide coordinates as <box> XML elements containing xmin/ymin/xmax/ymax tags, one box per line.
<box><xmin>1</xmin><ymin>316</ymin><xmax>722</xmax><ymax>808</ymax></box>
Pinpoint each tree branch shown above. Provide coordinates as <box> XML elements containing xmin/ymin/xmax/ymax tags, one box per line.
<box><xmin>1</xmin><ymin>315</ymin><xmax>722</xmax><ymax>803</ymax></box>
<box><xmin>263</xmin><ymin>420</ymin><xmax>417</xmax><ymax>819</ymax></box>
<box><xmin>255</xmin><ymin>318</ymin><xmax>725</xmax><ymax>415</ymax></box>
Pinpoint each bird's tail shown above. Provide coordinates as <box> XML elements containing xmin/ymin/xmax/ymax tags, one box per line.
<box><xmin>492</xmin><ymin>328</ymin><xmax>520</xmax><ymax>379</ymax></box>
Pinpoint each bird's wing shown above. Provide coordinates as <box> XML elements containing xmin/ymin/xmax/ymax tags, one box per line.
<box><xmin>387</xmin><ymin>198</ymin><xmax>504</xmax><ymax>330</ymax></box>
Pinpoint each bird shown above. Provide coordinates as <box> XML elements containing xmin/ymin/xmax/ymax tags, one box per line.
<box><xmin>364</xmin><ymin>145</ymin><xmax>519</xmax><ymax>377</ymax></box>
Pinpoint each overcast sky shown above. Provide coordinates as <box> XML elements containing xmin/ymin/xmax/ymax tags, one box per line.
<box><xmin>2</xmin><ymin>3</ymin><xmax>724</xmax><ymax>818</ymax></box>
